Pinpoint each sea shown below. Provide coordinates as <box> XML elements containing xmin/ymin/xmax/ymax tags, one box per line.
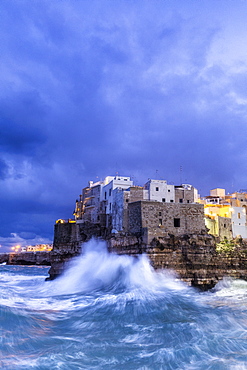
<box><xmin>1</xmin><ymin>239</ymin><xmax>247</xmax><ymax>370</ymax></box>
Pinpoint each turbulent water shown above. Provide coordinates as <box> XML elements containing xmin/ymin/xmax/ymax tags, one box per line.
<box><xmin>1</xmin><ymin>240</ymin><xmax>247</xmax><ymax>369</ymax></box>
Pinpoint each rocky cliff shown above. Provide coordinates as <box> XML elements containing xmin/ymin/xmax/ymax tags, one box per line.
<box><xmin>0</xmin><ymin>253</ymin><xmax>9</xmax><ymax>264</ymax></box>
<box><xmin>0</xmin><ymin>252</ymin><xmax>51</xmax><ymax>266</ymax></box>
<box><xmin>47</xmin><ymin>222</ymin><xmax>247</xmax><ymax>290</ymax></box>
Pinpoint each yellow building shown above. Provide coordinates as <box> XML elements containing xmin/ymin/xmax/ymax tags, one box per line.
<box><xmin>204</xmin><ymin>203</ymin><xmax>233</xmax><ymax>240</ymax></box>
<box><xmin>204</xmin><ymin>204</ymin><xmax>231</xmax><ymax>219</ymax></box>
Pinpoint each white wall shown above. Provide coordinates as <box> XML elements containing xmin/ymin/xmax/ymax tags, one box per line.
<box><xmin>231</xmin><ymin>207</ymin><xmax>247</xmax><ymax>238</ymax></box>
<box><xmin>194</xmin><ymin>188</ymin><xmax>199</xmax><ymax>202</ymax></box>
<box><xmin>145</xmin><ymin>179</ymin><xmax>175</xmax><ymax>203</ymax></box>
<box><xmin>102</xmin><ymin>176</ymin><xmax>133</xmax><ymax>214</ymax></box>
<box><xmin>111</xmin><ymin>188</ymin><xmax>125</xmax><ymax>231</ymax></box>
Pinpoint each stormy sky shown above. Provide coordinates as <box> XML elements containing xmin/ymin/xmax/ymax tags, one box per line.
<box><xmin>1</xmin><ymin>0</ymin><xmax>247</xmax><ymax>251</ymax></box>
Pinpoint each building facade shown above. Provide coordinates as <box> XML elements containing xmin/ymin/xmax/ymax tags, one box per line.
<box><xmin>71</xmin><ymin>175</ymin><xmax>203</xmax><ymax>240</ymax></box>
<box><xmin>201</xmin><ymin>189</ymin><xmax>247</xmax><ymax>240</ymax></box>
<box><xmin>128</xmin><ymin>201</ymin><xmax>206</xmax><ymax>243</ymax></box>
<box><xmin>144</xmin><ymin>179</ymin><xmax>175</xmax><ymax>203</ymax></box>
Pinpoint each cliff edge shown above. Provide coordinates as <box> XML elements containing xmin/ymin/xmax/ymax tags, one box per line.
<box><xmin>47</xmin><ymin>222</ymin><xmax>247</xmax><ymax>290</ymax></box>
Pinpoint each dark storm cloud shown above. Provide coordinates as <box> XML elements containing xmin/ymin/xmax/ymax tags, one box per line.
<box><xmin>1</xmin><ymin>0</ymin><xmax>247</xmax><ymax>250</ymax></box>
<box><xmin>0</xmin><ymin>91</ymin><xmax>47</xmax><ymax>155</ymax></box>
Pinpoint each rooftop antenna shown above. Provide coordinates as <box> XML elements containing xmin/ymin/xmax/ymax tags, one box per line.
<box><xmin>115</xmin><ymin>161</ymin><xmax>119</xmax><ymax>177</ymax></box>
<box><xmin>180</xmin><ymin>165</ymin><xmax>183</xmax><ymax>184</ymax></box>
<box><xmin>131</xmin><ymin>175</ymin><xmax>136</xmax><ymax>185</ymax></box>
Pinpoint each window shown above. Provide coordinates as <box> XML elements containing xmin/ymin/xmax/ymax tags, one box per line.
<box><xmin>159</xmin><ymin>211</ymin><xmax>162</xmax><ymax>216</ymax></box>
<box><xmin>162</xmin><ymin>198</ymin><xmax>166</xmax><ymax>202</ymax></box>
<box><xmin>170</xmin><ymin>200</ymin><xmax>174</xmax><ymax>203</ymax></box>
<box><xmin>179</xmin><ymin>199</ymin><xmax>183</xmax><ymax>203</ymax></box>
<box><xmin>126</xmin><ymin>199</ymin><xmax>129</xmax><ymax>203</ymax></box>
<box><xmin>224</xmin><ymin>224</ymin><xmax>226</xmax><ymax>228</ymax></box>
<box><xmin>159</xmin><ymin>219</ymin><xmax>162</xmax><ymax>226</ymax></box>
<box><xmin>156</xmin><ymin>187</ymin><xmax>159</xmax><ymax>191</ymax></box>
<box><xmin>187</xmin><ymin>200</ymin><xmax>190</xmax><ymax>203</ymax></box>
<box><xmin>109</xmin><ymin>189</ymin><xmax>112</xmax><ymax>196</ymax></box>
<box><xmin>109</xmin><ymin>203</ymin><xmax>111</xmax><ymax>211</ymax></box>
<box><xmin>104</xmin><ymin>192</ymin><xmax>107</xmax><ymax>200</ymax></box>
<box><xmin>238</xmin><ymin>213</ymin><xmax>241</xmax><ymax>219</ymax></box>
<box><xmin>168</xmin><ymin>189</ymin><xmax>170</xmax><ymax>192</ymax></box>
<box><xmin>174</xmin><ymin>218</ymin><xmax>180</xmax><ymax>227</ymax></box>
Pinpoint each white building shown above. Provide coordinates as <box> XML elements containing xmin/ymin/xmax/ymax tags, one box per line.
<box><xmin>144</xmin><ymin>179</ymin><xmax>175</xmax><ymax>203</ymax></box>
<box><xmin>74</xmin><ymin>175</ymin><xmax>200</xmax><ymax>234</ymax></box>
<box><xmin>101</xmin><ymin>176</ymin><xmax>133</xmax><ymax>214</ymax></box>
<box><xmin>75</xmin><ymin>176</ymin><xmax>133</xmax><ymax>223</ymax></box>
<box><xmin>231</xmin><ymin>206</ymin><xmax>247</xmax><ymax>238</ymax></box>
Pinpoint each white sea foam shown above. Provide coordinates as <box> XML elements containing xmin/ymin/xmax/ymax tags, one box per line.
<box><xmin>2</xmin><ymin>240</ymin><xmax>247</xmax><ymax>369</ymax></box>
<box><xmin>52</xmin><ymin>238</ymin><xmax>186</xmax><ymax>296</ymax></box>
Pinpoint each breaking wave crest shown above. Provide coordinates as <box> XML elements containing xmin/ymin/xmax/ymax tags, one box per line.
<box><xmin>1</xmin><ymin>239</ymin><xmax>247</xmax><ymax>369</ymax></box>
<box><xmin>53</xmin><ymin>238</ymin><xmax>185</xmax><ymax>295</ymax></box>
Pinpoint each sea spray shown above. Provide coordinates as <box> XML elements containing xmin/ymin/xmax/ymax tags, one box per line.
<box><xmin>1</xmin><ymin>239</ymin><xmax>247</xmax><ymax>369</ymax></box>
<box><xmin>52</xmin><ymin>238</ymin><xmax>186</xmax><ymax>295</ymax></box>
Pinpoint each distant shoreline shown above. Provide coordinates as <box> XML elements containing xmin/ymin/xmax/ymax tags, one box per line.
<box><xmin>0</xmin><ymin>251</ymin><xmax>51</xmax><ymax>266</ymax></box>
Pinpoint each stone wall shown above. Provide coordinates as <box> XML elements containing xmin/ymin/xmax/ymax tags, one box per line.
<box><xmin>112</xmin><ymin>186</ymin><xmax>147</xmax><ymax>232</ymax></box>
<box><xmin>128</xmin><ymin>201</ymin><xmax>206</xmax><ymax>236</ymax></box>
<box><xmin>128</xmin><ymin>186</ymin><xmax>145</xmax><ymax>202</ymax></box>
<box><xmin>48</xmin><ymin>221</ymin><xmax>109</xmax><ymax>280</ymax></box>
<box><xmin>175</xmin><ymin>187</ymin><xmax>195</xmax><ymax>203</ymax></box>
<box><xmin>218</xmin><ymin>216</ymin><xmax>233</xmax><ymax>240</ymax></box>
<box><xmin>128</xmin><ymin>201</ymin><xmax>142</xmax><ymax>234</ymax></box>
<box><xmin>53</xmin><ymin>222</ymin><xmax>79</xmax><ymax>250</ymax></box>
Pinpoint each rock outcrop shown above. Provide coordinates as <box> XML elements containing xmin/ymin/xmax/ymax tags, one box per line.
<box><xmin>47</xmin><ymin>222</ymin><xmax>247</xmax><ymax>289</ymax></box>
<box><xmin>0</xmin><ymin>253</ymin><xmax>9</xmax><ymax>264</ymax></box>
<box><xmin>1</xmin><ymin>252</ymin><xmax>51</xmax><ymax>266</ymax></box>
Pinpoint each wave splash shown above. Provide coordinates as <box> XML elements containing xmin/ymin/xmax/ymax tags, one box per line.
<box><xmin>2</xmin><ymin>239</ymin><xmax>247</xmax><ymax>369</ymax></box>
<box><xmin>53</xmin><ymin>238</ymin><xmax>185</xmax><ymax>295</ymax></box>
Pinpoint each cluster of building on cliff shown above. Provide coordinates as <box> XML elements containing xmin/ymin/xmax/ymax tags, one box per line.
<box><xmin>202</xmin><ymin>188</ymin><xmax>247</xmax><ymax>240</ymax></box>
<box><xmin>54</xmin><ymin>175</ymin><xmax>247</xmax><ymax>242</ymax></box>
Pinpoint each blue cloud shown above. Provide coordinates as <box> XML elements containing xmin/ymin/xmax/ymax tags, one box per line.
<box><xmin>1</xmin><ymin>0</ymin><xmax>247</xmax><ymax>249</ymax></box>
